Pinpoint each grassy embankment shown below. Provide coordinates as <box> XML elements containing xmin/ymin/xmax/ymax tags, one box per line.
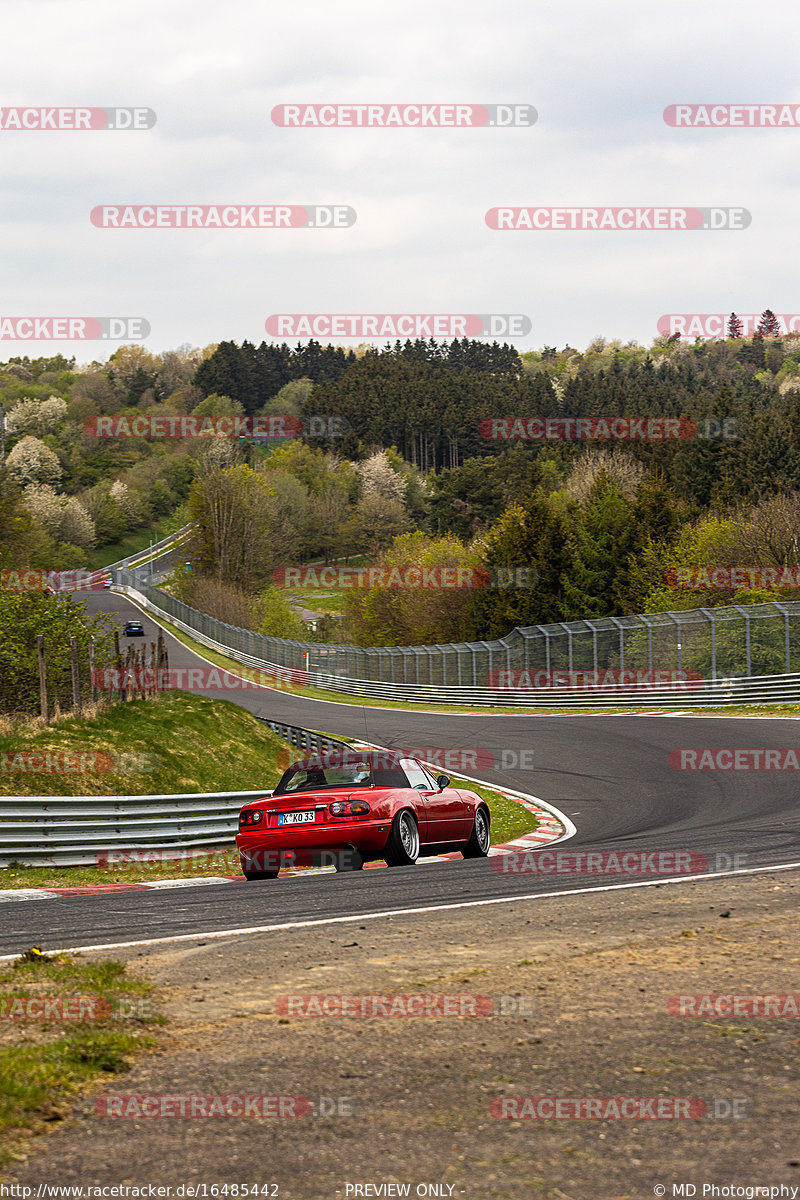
<box><xmin>85</xmin><ymin>514</ymin><xmax>189</xmax><ymax>570</ymax></box>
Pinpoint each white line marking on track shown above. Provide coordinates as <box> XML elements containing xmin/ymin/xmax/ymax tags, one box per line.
<box><xmin>141</xmin><ymin>877</ymin><xmax>236</xmax><ymax>889</ymax></box>
<box><xmin>4</xmin><ymin>860</ymin><xmax>798</xmax><ymax>961</ymax></box>
<box><xmin>0</xmin><ymin>889</ymin><xmax>59</xmax><ymax>902</ymax></box>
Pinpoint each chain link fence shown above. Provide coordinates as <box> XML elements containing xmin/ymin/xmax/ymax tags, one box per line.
<box><xmin>112</xmin><ymin>568</ymin><xmax>800</xmax><ymax>695</ymax></box>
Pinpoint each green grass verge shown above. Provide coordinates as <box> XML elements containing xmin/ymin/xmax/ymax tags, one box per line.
<box><xmin>286</xmin><ymin>590</ymin><xmax>345</xmax><ymax>615</ymax></box>
<box><xmin>0</xmin><ymin>692</ymin><xmax>289</xmax><ymax>798</ymax></box>
<box><xmin>85</xmin><ymin>517</ymin><xmax>186</xmax><ymax>569</ymax></box>
<box><xmin>0</xmin><ymin>950</ymin><xmax>159</xmax><ymax>1164</ymax></box>
<box><xmin>449</xmin><ymin>777</ymin><xmax>538</xmax><ymax>844</ymax></box>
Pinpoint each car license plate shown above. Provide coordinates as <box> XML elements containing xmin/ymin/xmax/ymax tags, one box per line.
<box><xmin>278</xmin><ymin>810</ymin><xmax>316</xmax><ymax>825</ymax></box>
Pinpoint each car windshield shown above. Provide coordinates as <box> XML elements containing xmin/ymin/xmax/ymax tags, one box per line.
<box><xmin>274</xmin><ymin>752</ymin><xmax>412</xmax><ymax>794</ymax></box>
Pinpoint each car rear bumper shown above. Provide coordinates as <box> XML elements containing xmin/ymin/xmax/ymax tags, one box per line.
<box><xmin>236</xmin><ymin>819</ymin><xmax>390</xmax><ymax>868</ymax></box>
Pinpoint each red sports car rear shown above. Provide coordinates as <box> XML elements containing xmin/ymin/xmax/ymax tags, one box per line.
<box><xmin>235</xmin><ymin>749</ymin><xmax>490</xmax><ymax>878</ymax></box>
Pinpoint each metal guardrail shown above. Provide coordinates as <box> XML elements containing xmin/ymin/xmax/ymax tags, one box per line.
<box><xmin>255</xmin><ymin>719</ymin><xmax>350</xmax><ymax>755</ymax></box>
<box><xmin>0</xmin><ymin>724</ymin><xmax>348</xmax><ymax>867</ymax></box>
<box><xmin>0</xmin><ymin>791</ymin><xmax>261</xmax><ymax>868</ymax></box>
<box><xmin>106</xmin><ymin>524</ymin><xmax>193</xmax><ymax>573</ymax></box>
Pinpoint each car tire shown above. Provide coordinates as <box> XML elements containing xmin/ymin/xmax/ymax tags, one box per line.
<box><xmin>334</xmin><ymin>848</ymin><xmax>364</xmax><ymax>872</ymax></box>
<box><xmin>243</xmin><ymin>869</ymin><xmax>279</xmax><ymax>880</ymax></box>
<box><xmin>385</xmin><ymin>810</ymin><xmax>420</xmax><ymax>867</ymax></box>
<box><xmin>462</xmin><ymin>806</ymin><xmax>491</xmax><ymax>858</ymax></box>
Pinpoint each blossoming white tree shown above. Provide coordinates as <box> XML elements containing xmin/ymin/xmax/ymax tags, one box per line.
<box><xmin>5</xmin><ymin>396</ymin><xmax>68</xmax><ymax>437</ymax></box>
<box><xmin>23</xmin><ymin>485</ymin><xmax>96</xmax><ymax>550</ymax></box>
<box><xmin>6</xmin><ymin>436</ymin><xmax>63</xmax><ymax>488</ymax></box>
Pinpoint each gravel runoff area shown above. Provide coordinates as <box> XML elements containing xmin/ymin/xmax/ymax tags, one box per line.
<box><xmin>6</xmin><ymin>868</ymin><xmax>800</xmax><ymax>1200</ymax></box>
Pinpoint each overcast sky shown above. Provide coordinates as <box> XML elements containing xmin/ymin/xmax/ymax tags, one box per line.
<box><xmin>2</xmin><ymin>0</ymin><xmax>799</xmax><ymax>361</ymax></box>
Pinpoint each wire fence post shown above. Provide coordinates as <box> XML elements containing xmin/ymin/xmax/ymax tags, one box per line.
<box><xmin>733</xmin><ymin>605</ymin><xmax>752</xmax><ymax>677</ymax></box>
<box><xmin>774</xmin><ymin>602</ymin><xmax>791</xmax><ymax>673</ymax></box>
<box><xmin>699</xmin><ymin>608</ymin><xmax>716</xmax><ymax>680</ymax></box>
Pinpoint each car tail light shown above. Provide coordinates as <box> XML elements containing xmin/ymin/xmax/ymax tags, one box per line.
<box><xmin>239</xmin><ymin>808</ymin><xmax>264</xmax><ymax>826</ymax></box>
<box><xmin>328</xmin><ymin>800</ymin><xmax>371</xmax><ymax>818</ymax></box>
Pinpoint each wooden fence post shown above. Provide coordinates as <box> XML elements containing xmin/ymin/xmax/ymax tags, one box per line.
<box><xmin>88</xmin><ymin>638</ymin><xmax>98</xmax><ymax>703</ymax></box>
<box><xmin>37</xmin><ymin>634</ymin><xmax>48</xmax><ymax>722</ymax></box>
<box><xmin>69</xmin><ymin>635</ymin><xmax>81</xmax><ymax>715</ymax></box>
<box><xmin>157</xmin><ymin>632</ymin><xmax>167</xmax><ymax>692</ymax></box>
<box><xmin>124</xmin><ymin>645</ymin><xmax>134</xmax><ymax>701</ymax></box>
<box><xmin>114</xmin><ymin>631</ymin><xmax>124</xmax><ymax>702</ymax></box>
<box><xmin>151</xmin><ymin>641</ymin><xmax>158</xmax><ymax>695</ymax></box>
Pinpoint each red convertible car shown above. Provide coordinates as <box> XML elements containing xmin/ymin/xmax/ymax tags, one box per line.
<box><xmin>236</xmin><ymin>749</ymin><xmax>491</xmax><ymax>878</ymax></box>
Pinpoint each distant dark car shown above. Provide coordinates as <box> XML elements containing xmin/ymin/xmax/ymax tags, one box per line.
<box><xmin>123</xmin><ymin>620</ymin><xmax>145</xmax><ymax>637</ymax></box>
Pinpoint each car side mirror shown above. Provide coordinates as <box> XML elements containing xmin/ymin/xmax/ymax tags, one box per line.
<box><xmin>436</xmin><ymin>774</ymin><xmax>450</xmax><ymax>790</ymax></box>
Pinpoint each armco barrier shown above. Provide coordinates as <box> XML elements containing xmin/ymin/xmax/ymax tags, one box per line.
<box><xmin>256</xmin><ymin>719</ymin><xmax>350</xmax><ymax>757</ymax></box>
<box><xmin>0</xmin><ymin>724</ymin><xmax>349</xmax><ymax>867</ymax></box>
<box><xmin>0</xmin><ymin>791</ymin><xmax>260</xmax><ymax>868</ymax></box>
<box><xmin>106</xmin><ymin>524</ymin><xmax>193</xmax><ymax>573</ymax></box>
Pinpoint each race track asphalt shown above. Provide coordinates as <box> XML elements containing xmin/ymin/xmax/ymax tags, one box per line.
<box><xmin>2</xmin><ymin>585</ymin><xmax>797</xmax><ymax>956</ymax></box>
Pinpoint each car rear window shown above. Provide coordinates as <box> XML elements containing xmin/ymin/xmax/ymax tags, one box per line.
<box><xmin>274</xmin><ymin>756</ymin><xmax>412</xmax><ymax>793</ymax></box>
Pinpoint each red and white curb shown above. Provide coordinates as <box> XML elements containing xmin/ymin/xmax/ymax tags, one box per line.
<box><xmin>0</xmin><ymin>745</ymin><xmax>571</xmax><ymax>900</ymax></box>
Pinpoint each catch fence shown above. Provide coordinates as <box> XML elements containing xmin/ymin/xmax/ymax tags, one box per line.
<box><xmin>111</xmin><ymin>569</ymin><xmax>800</xmax><ymax>705</ymax></box>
